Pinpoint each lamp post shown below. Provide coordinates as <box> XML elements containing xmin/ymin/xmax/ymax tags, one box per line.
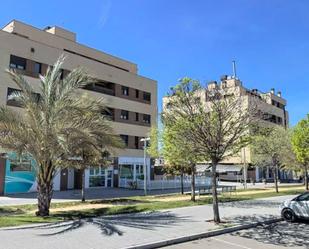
<box><xmin>140</xmin><ymin>137</ymin><xmax>150</xmax><ymax>196</ymax></box>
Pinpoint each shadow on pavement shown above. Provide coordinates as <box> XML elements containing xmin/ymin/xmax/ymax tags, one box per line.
<box><xmin>221</xmin><ymin>200</ymin><xmax>283</xmax><ymax>209</ymax></box>
<box><xmin>4</xmin><ymin>211</ymin><xmax>189</xmax><ymax>236</ymax></box>
<box><xmin>224</xmin><ymin>214</ymin><xmax>279</xmax><ymax>225</ymax></box>
<box><xmin>231</xmin><ymin>218</ymin><xmax>309</xmax><ymax>248</ymax></box>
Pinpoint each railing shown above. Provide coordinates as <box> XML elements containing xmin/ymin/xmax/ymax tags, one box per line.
<box><xmin>83</xmin><ymin>84</ymin><xmax>115</xmax><ymax>96</ymax></box>
<box><xmin>119</xmin><ymin>176</ymin><xmax>212</xmax><ymax>190</ymax></box>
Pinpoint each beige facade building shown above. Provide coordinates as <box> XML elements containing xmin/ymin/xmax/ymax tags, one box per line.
<box><xmin>0</xmin><ymin>20</ymin><xmax>157</xmax><ymax>194</ymax></box>
<box><xmin>163</xmin><ymin>75</ymin><xmax>289</xmax><ymax>182</ymax></box>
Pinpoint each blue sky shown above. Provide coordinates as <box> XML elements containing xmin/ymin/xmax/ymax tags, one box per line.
<box><xmin>1</xmin><ymin>0</ymin><xmax>308</xmax><ymax>125</ymax></box>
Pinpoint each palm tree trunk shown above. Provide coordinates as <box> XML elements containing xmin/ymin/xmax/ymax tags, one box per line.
<box><xmin>190</xmin><ymin>164</ymin><xmax>195</xmax><ymax>202</ymax></box>
<box><xmin>180</xmin><ymin>173</ymin><xmax>184</xmax><ymax>195</ymax></box>
<box><xmin>304</xmin><ymin>164</ymin><xmax>308</xmax><ymax>191</ymax></box>
<box><xmin>36</xmin><ymin>181</ymin><xmax>53</xmax><ymax>217</ymax></box>
<box><xmin>212</xmin><ymin>160</ymin><xmax>220</xmax><ymax>223</ymax></box>
<box><xmin>81</xmin><ymin>168</ymin><xmax>85</xmax><ymax>202</ymax></box>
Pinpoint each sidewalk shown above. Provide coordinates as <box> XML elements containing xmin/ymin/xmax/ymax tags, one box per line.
<box><xmin>0</xmin><ymin>188</ymin><xmax>192</xmax><ymax>206</ymax></box>
<box><xmin>0</xmin><ymin>195</ymin><xmax>295</xmax><ymax>249</ymax></box>
<box><xmin>0</xmin><ymin>182</ymin><xmax>301</xmax><ymax>206</ymax></box>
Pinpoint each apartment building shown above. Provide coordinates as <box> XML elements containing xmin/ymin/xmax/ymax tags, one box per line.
<box><xmin>163</xmin><ymin>75</ymin><xmax>290</xmax><ymax>182</ymax></box>
<box><xmin>0</xmin><ymin>20</ymin><xmax>157</xmax><ymax>195</ymax></box>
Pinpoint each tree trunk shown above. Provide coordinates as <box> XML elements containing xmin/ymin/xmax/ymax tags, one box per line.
<box><xmin>180</xmin><ymin>173</ymin><xmax>184</xmax><ymax>195</ymax></box>
<box><xmin>273</xmin><ymin>164</ymin><xmax>279</xmax><ymax>193</ymax></box>
<box><xmin>81</xmin><ymin>168</ymin><xmax>86</xmax><ymax>202</ymax></box>
<box><xmin>304</xmin><ymin>164</ymin><xmax>309</xmax><ymax>191</ymax></box>
<box><xmin>190</xmin><ymin>164</ymin><xmax>195</xmax><ymax>202</ymax></box>
<box><xmin>36</xmin><ymin>181</ymin><xmax>53</xmax><ymax>217</ymax></box>
<box><xmin>212</xmin><ymin>160</ymin><xmax>220</xmax><ymax>223</ymax></box>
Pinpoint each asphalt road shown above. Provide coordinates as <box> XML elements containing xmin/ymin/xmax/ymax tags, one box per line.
<box><xmin>165</xmin><ymin>221</ymin><xmax>309</xmax><ymax>249</ymax></box>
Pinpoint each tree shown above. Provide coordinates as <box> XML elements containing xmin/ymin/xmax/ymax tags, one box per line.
<box><xmin>0</xmin><ymin>56</ymin><xmax>121</xmax><ymax>216</ymax></box>
<box><xmin>147</xmin><ymin>125</ymin><xmax>193</xmax><ymax>196</ymax></box>
<box><xmin>162</xmin><ymin>123</ymin><xmax>198</xmax><ymax>199</ymax></box>
<box><xmin>291</xmin><ymin>114</ymin><xmax>309</xmax><ymax>190</ymax></box>
<box><xmin>251</xmin><ymin>126</ymin><xmax>292</xmax><ymax>193</ymax></box>
<box><xmin>162</xmin><ymin>78</ymin><xmax>254</xmax><ymax>222</ymax></box>
<box><xmin>147</xmin><ymin>125</ymin><xmax>161</xmax><ymax>159</ymax></box>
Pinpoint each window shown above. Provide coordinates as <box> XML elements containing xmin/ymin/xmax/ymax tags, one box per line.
<box><xmin>7</xmin><ymin>88</ymin><xmax>22</xmax><ymax>107</ymax></box>
<box><xmin>120</xmin><ymin>110</ymin><xmax>129</xmax><ymax>120</ymax></box>
<box><xmin>135</xmin><ymin>136</ymin><xmax>139</xmax><ymax>149</ymax></box>
<box><xmin>34</xmin><ymin>62</ymin><xmax>42</xmax><ymax>74</ymax></box>
<box><xmin>277</xmin><ymin>117</ymin><xmax>282</xmax><ymax>124</ymax></box>
<box><xmin>297</xmin><ymin>192</ymin><xmax>309</xmax><ymax>201</ymax></box>
<box><xmin>102</xmin><ymin>108</ymin><xmax>114</xmax><ymax>120</ymax></box>
<box><xmin>7</xmin><ymin>87</ymin><xmax>40</xmax><ymax>107</ymax></box>
<box><xmin>143</xmin><ymin>114</ymin><xmax>151</xmax><ymax>124</ymax></box>
<box><xmin>9</xmin><ymin>55</ymin><xmax>26</xmax><ymax>70</ymax></box>
<box><xmin>10</xmin><ymin>159</ymin><xmax>32</xmax><ymax>172</ymax></box>
<box><xmin>59</xmin><ymin>69</ymin><xmax>64</xmax><ymax>80</ymax></box>
<box><xmin>122</xmin><ymin>86</ymin><xmax>129</xmax><ymax>96</ymax></box>
<box><xmin>119</xmin><ymin>164</ymin><xmax>134</xmax><ymax>179</ymax></box>
<box><xmin>120</xmin><ymin>135</ymin><xmax>129</xmax><ymax>147</ymax></box>
<box><xmin>84</xmin><ymin>81</ymin><xmax>115</xmax><ymax>96</ymax></box>
<box><xmin>136</xmin><ymin>164</ymin><xmax>144</xmax><ymax>180</ymax></box>
<box><xmin>135</xmin><ymin>113</ymin><xmax>139</xmax><ymax>121</ymax></box>
<box><xmin>135</xmin><ymin>89</ymin><xmax>139</xmax><ymax>98</ymax></box>
<box><xmin>143</xmin><ymin>92</ymin><xmax>151</xmax><ymax>102</ymax></box>
<box><xmin>89</xmin><ymin>166</ymin><xmax>105</xmax><ymax>187</ymax></box>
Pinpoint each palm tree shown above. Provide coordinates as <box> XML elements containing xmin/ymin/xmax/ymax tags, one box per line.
<box><xmin>0</xmin><ymin>56</ymin><xmax>122</xmax><ymax>216</ymax></box>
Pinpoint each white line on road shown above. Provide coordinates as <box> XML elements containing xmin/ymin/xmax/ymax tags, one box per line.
<box><xmin>212</xmin><ymin>237</ymin><xmax>254</xmax><ymax>249</ymax></box>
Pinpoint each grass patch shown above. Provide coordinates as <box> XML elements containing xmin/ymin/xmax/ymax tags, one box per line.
<box><xmin>0</xmin><ymin>185</ymin><xmax>306</xmax><ymax>228</ymax></box>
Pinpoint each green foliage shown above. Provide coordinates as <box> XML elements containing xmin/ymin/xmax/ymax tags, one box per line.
<box><xmin>163</xmin><ymin>77</ymin><xmax>252</xmax><ymax>164</ymax></box>
<box><xmin>147</xmin><ymin>126</ymin><xmax>161</xmax><ymax>158</ymax></box>
<box><xmin>162</xmin><ymin>121</ymin><xmax>195</xmax><ymax>175</ymax></box>
<box><xmin>292</xmin><ymin>114</ymin><xmax>309</xmax><ymax>165</ymax></box>
<box><xmin>251</xmin><ymin>126</ymin><xmax>293</xmax><ymax>167</ymax></box>
<box><xmin>0</xmin><ymin>56</ymin><xmax>123</xmax><ymax>214</ymax></box>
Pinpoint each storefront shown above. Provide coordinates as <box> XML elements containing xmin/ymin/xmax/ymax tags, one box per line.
<box><xmin>0</xmin><ymin>154</ymin><xmax>154</xmax><ymax>194</ymax></box>
<box><xmin>88</xmin><ymin>166</ymin><xmax>114</xmax><ymax>188</ymax></box>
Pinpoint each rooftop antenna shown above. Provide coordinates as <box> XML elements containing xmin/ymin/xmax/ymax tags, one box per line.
<box><xmin>232</xmin><ymin>60</ymin><xmax>237</xmax><ymax>79</ymax></box>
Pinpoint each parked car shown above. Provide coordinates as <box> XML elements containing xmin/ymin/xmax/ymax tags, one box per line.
<box><xmin>280</xmin><ymin>192</ymin><xmax>309</xmax><ymax>221</ymax></box>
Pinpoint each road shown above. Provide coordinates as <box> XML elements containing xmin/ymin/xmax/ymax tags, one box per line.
<box><xmin>165</xmin><ymin>221</ymin><xmax>309</xmax><ymax>249</ymax></box>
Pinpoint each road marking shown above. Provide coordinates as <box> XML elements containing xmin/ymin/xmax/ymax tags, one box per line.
<box><xmin>212</xmin><ymin>237</ymin><xmax>254</xmax><ymax>249</ymax></box>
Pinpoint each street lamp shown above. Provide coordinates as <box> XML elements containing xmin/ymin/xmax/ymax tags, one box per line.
<box><xmin>140</xmin><ymin>137</ymin><xmax>150</xmax><ymax>195</ymax></box>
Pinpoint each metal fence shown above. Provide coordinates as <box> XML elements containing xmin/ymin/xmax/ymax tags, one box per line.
<box><xmin>119</xmin><ymin>176</ymin><xmax>212</xmax><ymax>190</ymax></box>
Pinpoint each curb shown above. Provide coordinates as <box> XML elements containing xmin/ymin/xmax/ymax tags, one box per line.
<box><xmin>124</xmin><ymin>217</ymin><xmax>283</xmax><ymax>249</ymax></box>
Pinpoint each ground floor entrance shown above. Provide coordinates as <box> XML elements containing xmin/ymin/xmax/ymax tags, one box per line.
<box><xmin>88</xmin><ymin>166</ymin><xmax>114</xmax><ymax>188</ymax></box>
<box><xmin>0</xmin><ymin>154</ymin><xmax>154</xmax><ymax>195</ymax></box>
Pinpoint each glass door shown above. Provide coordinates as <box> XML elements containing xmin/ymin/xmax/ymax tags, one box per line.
<box><xmin>106</xmin><ymin>170</ymin><xmax>113</xmax><ymax>187</ymax></box>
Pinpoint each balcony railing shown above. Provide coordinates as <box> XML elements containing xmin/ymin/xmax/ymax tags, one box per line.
<box><xmin>83</xmin><ymin>83</ymin><xmax>115</xmax><ymax>96</ymax></box>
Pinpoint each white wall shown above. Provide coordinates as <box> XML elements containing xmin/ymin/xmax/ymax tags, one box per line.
<box><xmin>68</xmin><ymin>168</ymin><xmax>74</xmax><ymax>189</ymax></box>
<box><xmin>85</xmin><ymin>169</ymin><xmax>90</xmax><ymax>188</ymax></box>
<box><xmin>53</xmin><ymin>170</ymin><xmax>60</xmax><ymax>191</ymax></box>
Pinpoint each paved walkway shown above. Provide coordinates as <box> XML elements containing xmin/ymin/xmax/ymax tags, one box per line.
<box><xmin>0</xmin><ymin>188</ymin><xmax>193</xmax><ymax>206</ymax></box>
<box><xmin>0</xmin><ymin>195</ymin><xmax>296</xmax><ymax>249</ymax></box>
<box><xmin>167</xmin><ymin>220</ymin><xmax>309</xmax><ymax>248</ymax></box>
<box><xmin>0</xmin><ymin>182</ymin><xmax>301</xmax><ymax>206</ymax></box>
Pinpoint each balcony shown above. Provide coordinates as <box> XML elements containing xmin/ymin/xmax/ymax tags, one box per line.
<box><xmin>83</xmin><ymin>82</ymin><xmax>115</xmax><ymax>96</ymax></box>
